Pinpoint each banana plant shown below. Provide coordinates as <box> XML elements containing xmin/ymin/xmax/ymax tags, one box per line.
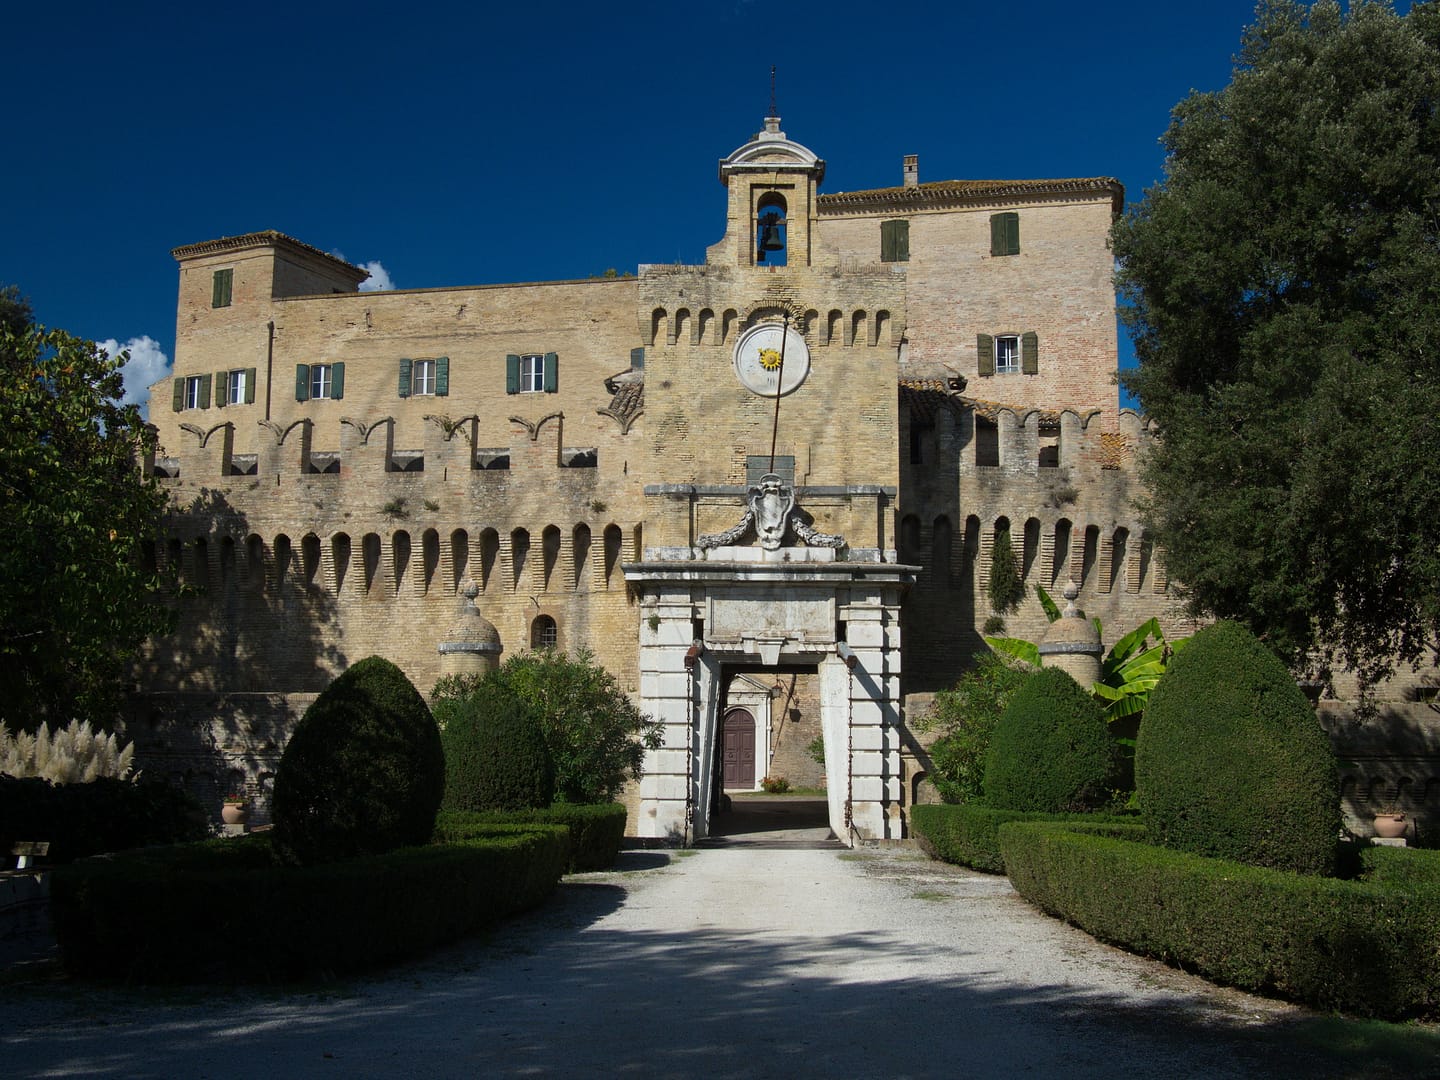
<box><xmin>984</xmin><ymin>584</ymin><xmax>1187</xmax><ymax>722</ymax></box>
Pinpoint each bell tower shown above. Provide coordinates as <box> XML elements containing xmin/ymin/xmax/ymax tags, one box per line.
<box><xmin>708</xmin><ymin>113</ymin><xmax>826</xmax><ymax>269</ymax></box>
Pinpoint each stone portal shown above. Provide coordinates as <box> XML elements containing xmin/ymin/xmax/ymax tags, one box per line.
<box><xmin>625</xmin><ymin>480</ymin><xmax>912</xmax><ymax>846</ymax></box>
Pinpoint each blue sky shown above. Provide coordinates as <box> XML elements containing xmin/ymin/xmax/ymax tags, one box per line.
<box><xmin>4</xmin><ymin>1</ymin><xmax>1277</xmax><ymax>410</ymax></box>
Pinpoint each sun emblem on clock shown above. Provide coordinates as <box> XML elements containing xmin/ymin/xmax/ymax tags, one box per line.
<box><xmin>758</xmin><ymin>347</ymin><xmax>783</xmax><ymax>370</ymax></box>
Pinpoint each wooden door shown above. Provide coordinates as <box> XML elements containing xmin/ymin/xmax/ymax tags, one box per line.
<box><xmin>722</xmin><ymin>708</ymin><xmax>756</xmax><ymax>790</ymax></box>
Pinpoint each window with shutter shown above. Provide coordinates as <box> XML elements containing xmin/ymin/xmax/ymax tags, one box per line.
<box><xmin>543</xmin><ymin>351</ymin><xmax>558</xmax><ymax>393</ymax></box>
<box><xmin>995</xmin><ymin>336</ymin><xmax>1021</xmax><ymax>375</ymax></box>
<box><xmin>506</xmin><ymin>354</ymin><xmax>520</xmax><ymax>394</ymax></box>
<box><xmin>172</xmin><ymin>378</ymin><xmax>185</xmax><ymax>413</ymax></box>
<box><xmin>881</xmin><ymin>219</ymin><xmax>910</xmax><ymax>262</ymax></box>
<box><xmin>990</xmin><ymin>213</ymin><xmax>1020</xmax><ymax>257</ymax></box>
<box><xmin>398</xmin><ymin>358</ymin><xmax>413</xmax><ymax>398</ymax></box>
<box><xmin>295</xmin><ymin>364</ymin><xmax>311</xmax><ymax>402</ymax></box>
<box><xmin>214</xmin><ymin>370</ymin><xmax>228</xmax><ymax>408</ymax></box>
<box><xmin>212</xmin><ymin>268</ymin><xmax>233</xmax><ymax>308</ymax></box>
<box><xmin>180</xmin><ymin>375</ymin><xmax>205</xmax><ymax>409</ymax></box>
<box><xmin>330</xmin><ymin>362</ymin><xmax>345</xmax><ymax>400</ymax></box>
<box><xmin>1021</xmin><ymin>331</ymin><xmax>1039</xmax><ymax>375</ymax></box>
<box><xmin>244</xmin><ymin>368</ymin><xmax>257</xmax><ymax>404</ymax></box>
<box><xmin>977</xmin><ymin>334</ymin><xmax>995</xmax><ymax>376</ymax></box>
<box><xmin>435</xmin><ymin>356</ymin><xmax>449</xmax><ymax>396</ymax></box>
<box><xmin>630</xmin><ymin>347</ymin><xmax>645</xmax><ymax>370</ymax></box>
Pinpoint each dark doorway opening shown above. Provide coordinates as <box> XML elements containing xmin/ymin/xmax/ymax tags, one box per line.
<box><xmin>702</xmin><ymin>795</ymin><xmax>837</xmax><ymax>848</ymax></box>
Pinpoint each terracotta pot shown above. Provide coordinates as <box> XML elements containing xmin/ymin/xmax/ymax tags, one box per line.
<box><xmin>221</xmin><ymin>802</ymin><xmax>249</xmax><ymax>826</ymax></box>
<box><xmin>1373</xmin><ymin>812</ymin><xmax>1406</xmax><ymax>839</ymax></box>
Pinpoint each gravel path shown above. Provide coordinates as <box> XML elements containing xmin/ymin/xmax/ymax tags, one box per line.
<box><xmin>2</xmin><ymin>844</ymin><xmax>1436</xmax><ymax>1078</ymax></box>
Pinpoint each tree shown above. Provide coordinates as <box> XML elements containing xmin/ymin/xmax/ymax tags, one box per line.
<box><xmin>1113</xmin><ymin>1</ymin><xmax>1440</xmax><ymax>695</ymax></box>
<box><xmin>435</xmin><ymin>649</ymin><xmax>662</xmax><ymax>804</ymax></box>
<box><xmin>0</xmin><ymin>301</ymin><xmax>172</xmax><ymax>731</ymax></box>
<box><xmin>915</xmin><ymin>652</ymin><xmax>1029</xmax><ymax>804</ymax></box>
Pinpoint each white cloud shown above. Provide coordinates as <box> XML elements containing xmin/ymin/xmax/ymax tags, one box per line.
<box><xmin>357</xmin><ymin>260</ymin><xmax>394</xmax><ymax>292</ymax></box>
<box><xmin>97</xmin><ymin>335</ymin><xmax>171</xmax><ymax>419</ymax></box>
<box><xmin>329</xmin><ymin>250</ymin><xmax>395</xmax><ymax>293</ymax></box>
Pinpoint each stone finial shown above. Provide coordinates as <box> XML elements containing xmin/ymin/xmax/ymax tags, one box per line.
<box><xmin>437</xmin><ymin>581</ymin><xmax>502</xmax><ymax>677</ymax></box>
<box><xmin>1038</xmin><ymin>582</ymin><xmax>1103</xmax><ymax>685</ymax></box>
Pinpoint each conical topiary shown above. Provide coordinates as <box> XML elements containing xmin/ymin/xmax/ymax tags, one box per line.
<box><xmin>438</xmin><ymin>678</ymin><xmax>554</xmax><ymax>812</ymax></box>
<box><xmin>1135</xmin><ymin>620</ymin><xmax>1339</xmax><ymax>876</ymax></box>
<box><xmin>982</xmin><ymin>666</ymin><xmax>1118</xmax><ymax>813</ymax></box>
<box><xmin>272</xmin><ymin>656</ymin><xmax>445</xmax><ymax>864</ymax></box>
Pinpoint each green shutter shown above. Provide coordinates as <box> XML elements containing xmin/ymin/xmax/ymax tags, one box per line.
<box><xmin>244</xmin><ymin>368</ymin><xmax>257</xmax><ymax>404</ymax></box>
<box><xmin>990</xmin><ymin>212</ymin><xmax>1019</xmax><ymax>257</ymax></box>
<box><xmin>172</xmin><ymin>377</ymin><xmax>184</xmax><ymax>412</ymax></box>
<box><xmin>295</xmin><ymin>364</ymin><xmax>310</xmax><ymax>402</ymax></box>
<box><xmin>543</xmin><ymin>351</ymin><xmax>558</xmax><ymax>393</ymax></box>
<box><xmin>212</xmin><ymin>268</ymin><xmax>232</xmax><ymax>308</ymax></box>
<box><xmin>331</xmin><ymin>362</ymin><xmax>345</xmax><ymax>400</ymax></box>
<box><xmin>436</xmin><ymin>356</ymin><xmax>449</xmax><ymax>396</ymax></box>
<box><xmin>214</xmin><ymin>371</ymin><xmax>226</xmax><ymax>408</ymax></box>
<box><xmin>978</xmin><ymin>334</ymin><xmax>995</xmax><ymax>376</ymax></box>
<box><xmin>398</xmin><ymin>358</ymin><xmax>412</xmax><ymax>398</ymax></box>
<box><xmin>199</xmin><ymin>373</ymin><xmax>212</xmax><ymax>409</ymax></box>
<box><xmin>630</xmin><ymin>346</ymin><xmax>645</xmax><ymax>370</ymax></box>
<box><xmin>506</xmin><ymin>354</ymin><xmax>520</xmax><ymax>394</ymax></box>
<box><xmin>1021</xmin><ymin>331</ymin><xmax>1039</xmax><ymax>375</ymax></box>
<box><xmin>881</xmin><ymin>220</ymin><xmax>909</xmax><ymax>262</ymax></box>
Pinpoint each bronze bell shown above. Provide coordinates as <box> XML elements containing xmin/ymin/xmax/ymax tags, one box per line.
<box><xmin>758</xmin><ymin>222</ymin><xmax>784</xmax><ymax>252</ymax></box>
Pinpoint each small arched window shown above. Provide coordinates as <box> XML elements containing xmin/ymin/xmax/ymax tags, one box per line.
<box><xmin>531</xmin><ymin>614</ymin><xmax>558</xmax><ymax>650</ymax></box>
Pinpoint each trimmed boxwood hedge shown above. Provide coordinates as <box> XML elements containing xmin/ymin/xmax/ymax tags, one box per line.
<box><xmin>436</xmin><ymin>803</ymin><xmax>626</xmax><ymax>872</ymax></box>
<box><xmin>272</xmin><ymin>656</ymin><xmax>445</xmax><ymax>865</ymax></box>
<box><xmin>1136</xmin><ymin>620</ymin><xmax>1340</xmax><ymax>876</ymax></box>
<box><xmin>438</xmin><ymin>680</ymin><xmax>555</xmax><ymax>813</ymax></box>
<box><xmin>0</xmin><ymin>775</ymin><xmax>208</xmax><ymax>863</ymax></box>
<box><xmin>983</xmin><ymin>667</ymin><xmax>1118</xmax><ymax>813</ymax></box>
<box><xmin>911</xmin><ymin>803</ymin><xmax>1133</xmax><ymax>874</ymax></box>
<box><xmin>997</xmin><ymin>820</ymin><xmax>1440</xmax><ymax>1020</ymax></box>
<box><xmin>49</xmin><ymin>825</ymin><xmax>569</xmax><ymax>982</ymax></box>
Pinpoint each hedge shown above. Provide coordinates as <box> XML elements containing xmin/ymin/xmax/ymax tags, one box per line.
<box><xmin>910</xmin><ymin>803</ymin><xmax>1133</xmax><ymax>874</ymax></box>
<box><xmin>982</xmin><ymin>666</ymin><xmax>1118</xmax><ymax>813</ymax></box>
<box><xmin>436</xmin><ymin>803</ymin><xmax>626</xmax><ymax>872</ymax></box>
<box><xmin>50</xmin><ymin>825</ymin><xmax>569</xmax><ymax>982</ymax></box>
<box><xmin>272</xmin><ymin>655</ymin><xmax>445</xmax><ymax>865</ymax></box>
<box><xmin>1136</xmin><ymin>619</ymin><xmax>1339</xmax><ymax>875</ymax></box>
<box><xmin>0</xmin><ymin>775</ymin><xmax>209</xmax><ymax>864</ymax></box>
<box><xmin>997</xmin><ymin>820</ymin><xmax>1440</xmax><ymax>1020</ymax></box>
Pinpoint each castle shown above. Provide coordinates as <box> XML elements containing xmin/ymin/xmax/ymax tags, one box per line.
<box><xmin>134</xmin><ymin>113</ymin><xmax>1284</xmax><ymax>841</ymax></box>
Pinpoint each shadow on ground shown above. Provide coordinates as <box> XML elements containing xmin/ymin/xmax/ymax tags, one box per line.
<box><xmin>4</xmin><ymin>857</ymin><xmax>1438</xmax><ymax>1079</ymax></box>
<box><xmin>700</xmin><ymin>795</ymin><xmax>841</xmax><ymax>849</ymax></box>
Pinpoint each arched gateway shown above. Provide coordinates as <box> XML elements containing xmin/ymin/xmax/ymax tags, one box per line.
<box><xmin>626</xmin><ymin>475</ymin><xmax>913</xmax><ymax>846</ymax></box>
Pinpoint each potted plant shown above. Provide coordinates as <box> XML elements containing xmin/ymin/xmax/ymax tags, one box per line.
<box><xmin>221</xmin><ymin>793</ymin><xmax>249</xmax><ymax>826</ymax></box>
<box><xmin>1372</xmin><ymin>806</ymin><xmax>1407</xmax><ymax>839</ymax></box>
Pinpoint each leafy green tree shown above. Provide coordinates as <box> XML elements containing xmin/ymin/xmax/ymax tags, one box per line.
<box><xmin>915</xmin><ymin>653</ymin><xmax>1028</xmax><ymax>804</ymax></box>
<box><xmin>0</xmin><ymin>303</ymin><xmax>171</xmax><ymax>731</ymax></box>
<box><xmin>437</xmin><ymin>649</ymin><xmax>662</xmax><ymax>804</ymax></box>
<box><xmin>1113</xmin><ymin>1</ymin><xmax>1440</xmax><ymax>694</ymax></box>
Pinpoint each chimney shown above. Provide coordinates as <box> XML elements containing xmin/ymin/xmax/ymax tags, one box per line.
<box><xmin>903</xmin><ymin>154</ymin><xmax>919</xmax><ymax>189</ymax></box>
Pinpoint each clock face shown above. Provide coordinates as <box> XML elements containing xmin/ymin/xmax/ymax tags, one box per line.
<box><xmin>733</xmin><ymin>322</ymin><xmax>810</xmax><ymax>397</ymax></box>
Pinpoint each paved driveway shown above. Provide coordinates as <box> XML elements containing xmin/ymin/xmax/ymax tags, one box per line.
<box><xmin>2</xmin><ymin>841</ymin><xmax>1436</xmax><ymax>1078</ymax></box>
